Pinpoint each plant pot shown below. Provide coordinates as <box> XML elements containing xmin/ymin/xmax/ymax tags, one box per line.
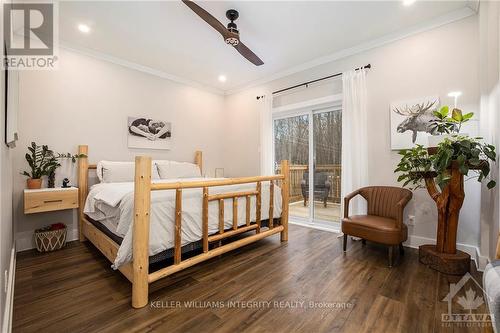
<box><xmin>27</xmin><ymin>178</ymin><xmax>42</xmax><ymax>189</ymax></box>
<box><xmin>34</xmin><ymin>225</ymin><xmax>67</xmax><ymax>252</ymax></box>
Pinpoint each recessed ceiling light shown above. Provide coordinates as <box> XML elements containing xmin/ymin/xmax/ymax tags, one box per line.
<box><xmin>78</xmin><ymin>24</ymin><xmax>91</xmax><ymax>33</ymax></box>
<box><xmin>447</xmin><ymin>91</ymin><xmax>462</xmax><ymax>98</ymax></box>
<box><xmin>403</xmin><ymin>0</ymin><xmax>416</xmax><ymax>6</ymax></box>
<box><xmin>218</xmin><ymin>75</ymin><xmax>227</xmax><ymax>83</ymax></box>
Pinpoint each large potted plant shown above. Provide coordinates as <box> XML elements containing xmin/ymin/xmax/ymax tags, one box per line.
<box><xmin>395</xmin><ymin>107</ymin><xmax>496</xmax><ymax>275</ymax></box>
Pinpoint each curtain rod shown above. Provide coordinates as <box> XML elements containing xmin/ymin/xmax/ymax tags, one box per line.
<box><xmin>264</xmin><ymin>63</ymin><xmax>371</xmax><ymax>98</ymax></box>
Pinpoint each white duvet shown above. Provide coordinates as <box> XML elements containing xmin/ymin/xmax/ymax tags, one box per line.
<box><xmin>84</xmin><ymin>178</ymin><xmax>282</xmax><ymax>268</ymax></box>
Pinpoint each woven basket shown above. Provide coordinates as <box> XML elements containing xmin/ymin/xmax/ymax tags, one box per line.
<box><xmin>34</xmin><ymin>226</ymin><xmax>67</xmax><ymax>252</ymax></box>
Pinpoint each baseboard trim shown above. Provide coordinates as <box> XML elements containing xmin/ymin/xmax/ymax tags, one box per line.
<box><xmin>289</xmin><ymin>220</ymin><xmax>341</xmax><ymax>234</ymax></box>
<box><xmin>16</xmin><ymin>228</ymin><xmax>79</xmax><ymax>252</ymax></box>
<box><xmin>404</xmin><ymin>235</ymin><xmax>485</xmax><ymax>271</ymax></box>
<box><xmin>2</xmin><ymin>246</ymin><xmax>15</xmax><ymax>333</ymax></box>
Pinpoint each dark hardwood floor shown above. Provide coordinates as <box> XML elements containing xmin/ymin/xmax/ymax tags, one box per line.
<box><xmin>13</xmin><ymin>225</ymin><xmax>490</xmax><ymax>333</ymax></box>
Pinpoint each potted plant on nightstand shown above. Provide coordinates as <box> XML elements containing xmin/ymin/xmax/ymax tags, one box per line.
<box><xmin>395</xmin><ymin>107</ymin><xmax>496</xmax><ymax>275</ymax></box>
<box><xmin>22</xmin><ymin>142</ymin><xmax>59</xmax><ymax>189</ymax></box>
<box><xmin>22</xmin><ymin>142</ymin><xmax>86</xmax><ymax>189</ymax></box>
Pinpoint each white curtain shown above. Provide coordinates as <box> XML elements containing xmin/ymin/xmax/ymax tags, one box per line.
<box><xmin>341</xmin><ymin>69</ymin><xmax>369</xmax><ymax>215</ymax></box>
<box><xmin>259</xmin><ymin>94</ymin><xmax>274</xmax><ymax>175</ymax></box>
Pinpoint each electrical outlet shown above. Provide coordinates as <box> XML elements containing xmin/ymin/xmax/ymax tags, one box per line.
<box><xmin>4</xmin><ymin>270</ymin><xmax>7</xmax><ymax>293</ymax></box>
<box><xmin>407</xmin><ymin>215</ymin><xmax>416</xmax><ymax>226</ymax></box>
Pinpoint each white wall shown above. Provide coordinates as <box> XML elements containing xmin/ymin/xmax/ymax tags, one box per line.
<box><xmin>0</xmin><ymin>13</ymin><xmax>15</xmax><ymax>332</ymax></box>
<box><xmin>478</xmin><ymin>1</ymin><xmax>500</xmax><ymax>264</ymax></box>
<box><xmin>224</xmin><ymin>16</ymin><xmax>482</xmax><ymax>249</ymax></box>
<box><xmin>14</xmin><ymin>48</ymin><xmax>226</xmax><ymax>249</ymax></box>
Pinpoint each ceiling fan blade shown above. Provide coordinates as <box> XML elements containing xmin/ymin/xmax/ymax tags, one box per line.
<box><xmin>182</xmin><ymin>0</ymin><xmax>233</xmax><ymax>39</ymax></box>
<box><xmin>233</xmin><ymin>42</ymin><xmax>264</xmax><ymax>66</ymax></box>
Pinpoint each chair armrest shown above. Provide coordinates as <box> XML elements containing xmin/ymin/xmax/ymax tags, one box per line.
<box><xmin>395</xmin><ymin>192</ymin><xmax>413</xmax><ymax>228</ymax></box>
<box><xmin>343</xmin><ymin>189</ymin><xmax>362</xmax><ymax>219</ymax></box>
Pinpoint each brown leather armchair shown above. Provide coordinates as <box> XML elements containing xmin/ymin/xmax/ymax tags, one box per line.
<box><xmin>342</xmin><ymin>186</ymin><xmax>412</xmax><ymax>267</ymax></box>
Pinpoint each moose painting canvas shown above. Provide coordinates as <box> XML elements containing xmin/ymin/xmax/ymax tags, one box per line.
<box><xmin>390</xmin><ymin>96</ymin><xmax>440</xmax><ymax>150</ymax></box>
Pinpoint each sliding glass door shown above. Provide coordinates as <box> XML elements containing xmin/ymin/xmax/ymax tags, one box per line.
<box><xmin>273</xmin><ymin>105</ymin><xmax>341</xmax><ymax>227</ymax></box>
<box><xmin>312</xmin><ymin>110</ymin><xmax>342</xmax><ymax>222</ymax></box>
<box><xmin>273</xmin><ymin>114</ymin><xmax>311</xmax><ymax>220</ymax></box>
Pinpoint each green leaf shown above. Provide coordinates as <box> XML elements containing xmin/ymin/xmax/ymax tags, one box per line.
<box><xmin>459</xmin><ymin>140</ymin><xmax>471</xmax><ymax>150</ymax></box>
<box><xmin>459</xmin><ymin>164</ymin><xmax>469</xmax><ymax>175</ymax></box>
<box><xmin>481</xmin><ymin>164</ymin><xmax>490</xmax><ymax>178</ymax></box>
<box><xmin>462</xmin><ymin>112</ymin><xmax>474</xmax><ymax>120</ymax></box>
<box><xmin>439</xmin><ymin>106</ymin><xmax>449</xmax><ymax>117</ymax></box>
<box><xmin>452</xmin><ymin>108</ymin><xmax>463</xmax><ymax>122</ymax></box>
<box><xmin>484</xmin><ymin>149</ymin><xmax>496</xmax><ymax>161</ymax></box>
<box><xmin>469</xmin><ymin>158</ymin><xmax>481</xmax><ymax>166</ymax></box>
<box><xmin>397</xmin><ymin>175</ymin><xmax>408</xmax><ymax>182</ymax></box>
<box><xmin>433</xmin><ymin>111</ymin><xmax>443</xmax><ymax>119</ymax></box>
<box><xmin>488</xmin><ymin>180</ymin><xmax>496</xmax><ymax>189</ymax></box>
<box><xmin>402</xmin><ymin>179</ymin><xmax>412</xmax><ymax>188</ymax></box>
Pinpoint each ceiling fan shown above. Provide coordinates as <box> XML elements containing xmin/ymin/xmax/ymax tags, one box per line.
<box><xmin>182</xmin><ymin>0</ymin><xmax>264</xmax><ymax>66</ymax></box>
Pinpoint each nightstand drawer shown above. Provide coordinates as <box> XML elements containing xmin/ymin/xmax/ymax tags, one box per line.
<box><xmin>24</xmin><ymin>188</ymin><xmax>79</xmax><ymax>214</ymax></box>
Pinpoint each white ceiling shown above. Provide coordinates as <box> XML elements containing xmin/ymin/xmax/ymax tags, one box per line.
<box><xmin>56</xmin><ymin>1</ymin><xmax>473</xmax><ymax>93</ymax></box>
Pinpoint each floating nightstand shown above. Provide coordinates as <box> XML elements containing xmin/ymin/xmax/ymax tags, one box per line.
<box><xmin>24</xmin><ymin>187</ymin><xmax>79</xmax><ymax>214</ymax></box>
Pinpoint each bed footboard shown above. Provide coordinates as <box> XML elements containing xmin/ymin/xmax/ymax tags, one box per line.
<box><xmin>132</xmin><ymin>157</ymin><xmax>290</xmax><ymax>308</ymax></box>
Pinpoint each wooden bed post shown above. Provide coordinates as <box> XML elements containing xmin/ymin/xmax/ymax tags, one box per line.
<box><xmin>132</xmin><ymin>156</ymin><xmax>152</xmax><ymax>309</ymax></box>
<box><xmin>194</xmin><ymin>151</ymin><xmax>203</xmax><ymax>175</ymax></box>
<box><xmin>77</xmin><ymin>145</ymin><xmax>89</xmax><ymax>242</ymax></box>
<box><xmin>280</xmin><ymin>160</ymin><xmax>290</xmax><ymax>242</ymax></box>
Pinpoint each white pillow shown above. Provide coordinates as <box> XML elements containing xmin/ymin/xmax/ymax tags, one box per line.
<box><xmin>96</xmin><ymin>161</ymin><xmax>160</xmax><ymax>183</ymax></box>
<box><xmin>156</xmin><ymin>160</ymin><xmax>201</xmax><ymax>179</ymax></box>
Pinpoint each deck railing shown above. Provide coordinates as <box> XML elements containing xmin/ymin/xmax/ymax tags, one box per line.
<box><xmin>277</xmin><ymin>164</ymin><xmax>341</xmax><ymax>204</ymax></box>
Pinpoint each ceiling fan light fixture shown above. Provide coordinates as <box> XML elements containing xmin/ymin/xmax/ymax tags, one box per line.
<box><xmin>225</xmin><ymin>37</ymin><xmax>239</xmax><ymax>46</ymax></box>
<box><xmin>182</xmin><ymin>1</ymin><xmax>263</xmax><ymax>65</ymax></box>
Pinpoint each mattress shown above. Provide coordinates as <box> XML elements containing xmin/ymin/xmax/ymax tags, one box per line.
<box><xmin>83</xmin><ymin>177</ymin><xmax>282</xmax><ymax>268</ymax></box>
<box><xmin>86</xmin><ymin>215</ymin><xmax>277</xmax><ymax>268</ymax></box>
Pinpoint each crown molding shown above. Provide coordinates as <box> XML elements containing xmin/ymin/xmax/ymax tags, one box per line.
<box><xmin>58</xmin><ymin>5</ymin><xmax>476</xmax><ymax>97</ymax></box>
<box><xmin>59</xmin><ymin>41</ymin><xmax>225</xmax><ymax>96</ymax></box>
<box><xmin>225</xmin><ymin>6</ymin><xmax>477</xmax><ymax>96</ymax></box>
<box><xmin>466</xmin><ymin>0</ymin><xmax>480</xmax><ymax>13</ymax></box>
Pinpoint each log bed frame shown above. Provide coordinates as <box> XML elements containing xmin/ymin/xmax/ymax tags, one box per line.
<box><xmin>76</xmin><ymin>145</ymin><xmax>290</xmax><ymax>308</ymax></box>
